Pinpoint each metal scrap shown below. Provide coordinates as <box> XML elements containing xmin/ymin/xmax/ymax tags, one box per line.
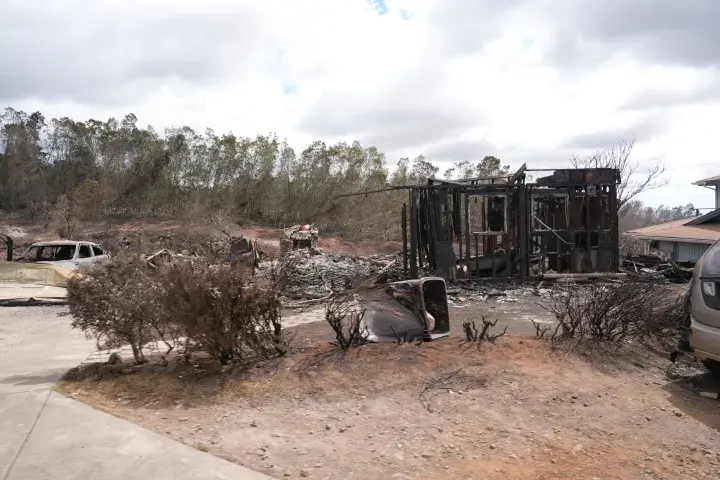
<box><xmin>257</xmin><ymin>250</ymin><xmax>409</xmax><ymax>304</ymax></box>
<box><xmin>358</xmin><ymin>278</ymin><xmax>451</xmax><ymax>342</ymax></box>
<box><xmin>621</xmin><ymin>255</ymin><xmax>694</xmax><ymax>283</ymax></box>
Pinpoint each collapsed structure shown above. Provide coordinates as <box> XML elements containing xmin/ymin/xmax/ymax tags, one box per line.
<box><xmin>281</xmin><ymin>224</ymin><xmax>319</xmax><ymax>255</ymax></box>
<box><xmin>398</xmin><ymin>165</ymin><xmax>621</xmax><ymax>280</ymax></box>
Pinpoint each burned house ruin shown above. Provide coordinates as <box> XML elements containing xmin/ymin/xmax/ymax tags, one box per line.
<box><xmin>399</xmin><ymin>165</ymin><xmax>620</xmax><ymax>280</ymax></box>
<box><xmin>281</xmin><ymin>225</ymin><xmax>320</xmax><ymax>255</ymax></box>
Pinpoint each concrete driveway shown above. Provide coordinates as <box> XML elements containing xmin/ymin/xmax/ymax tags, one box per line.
<box><xmin>0</xmin><ymin>305</ymin><xmax>272</xmax><ymax>480</ymax></box>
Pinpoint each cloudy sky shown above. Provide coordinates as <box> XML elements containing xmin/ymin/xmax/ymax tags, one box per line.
<box><xmin>2</xmin><ymin>0</ymin><xmax>719</xmax><ymax>208</ymax></box>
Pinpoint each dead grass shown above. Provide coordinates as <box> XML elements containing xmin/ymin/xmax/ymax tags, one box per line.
<box><xmin>57</xmin><ymin>368</ymin><xmax>212</xmax><ymax>409</ymax></box>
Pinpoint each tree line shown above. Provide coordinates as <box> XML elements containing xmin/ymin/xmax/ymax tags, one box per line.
<box><xmin>0</xmin><ymin>107</ymin><xmax>692</xmax><ymax>239</ymax></box>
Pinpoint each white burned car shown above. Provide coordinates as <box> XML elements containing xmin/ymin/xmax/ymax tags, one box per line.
<box><xmin>20</xmin><ymin>240</ymin><xmax>110</xmax><ymax>270</ymax></box>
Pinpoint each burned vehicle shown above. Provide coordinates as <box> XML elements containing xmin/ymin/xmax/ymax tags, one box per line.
<box><xmin>0</xmin><ymin>238</ymin><xmax>104</xmax><ymax>303</ymax></box>
<box><xmin>19</xmin><ymin>240</ymin><xmax>110</xmax><ymax>270</ymax></box>
<box><xmin>679</xmin><ymin>239</ymin><xmax>720</xmax><ymax>376</ymax></box>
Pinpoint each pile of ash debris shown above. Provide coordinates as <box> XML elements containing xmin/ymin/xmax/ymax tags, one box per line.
<box><xmin>445</xmin><ymin>281</ymin><xmax>555</xmax><ymax>305</ymax></box>
<box><xmin>257</xmin><ymin>249</ymin><xmax>409</xmax><ymax>304</ymax></box>
<box><xmin>621</xmin><ymin>255</ymin><xmax>694</xmax><ymax>283</ymax></box>
<box><xmin>83</xmin><ymin>228</ymin><xmax>237</xmax><ymax>263</ymax></box>
<box><xmin>254</xmin><ymin>224</ymin><xmax>413</xmax><ymax>305</ymax></box>
<box><xmin>280</xmin><ymin>224</ymin><xmax>320</xmax><ymax>256</ymax></box>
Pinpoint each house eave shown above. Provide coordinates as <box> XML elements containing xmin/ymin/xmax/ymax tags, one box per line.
<box><xmin>624</xmin><ymin>233</ymin><xmax>718</xmax><ymax>245</ymax></box>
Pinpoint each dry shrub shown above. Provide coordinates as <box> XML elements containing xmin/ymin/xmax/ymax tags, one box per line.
<box><xmin>539</xmin><ymin>280</ymin><xmax>682</xmax><ymax>350</ymax></box>
<box><xmin>67</xmin><ymin>255</ymin><xmax>163</xmax><ymax>363</ymax></box>
<box><xmin>462</xmin><ymin>316</ymin><xmax>508</xmax><ymax>348</ymax></box>
<box><xmin>160</xmin><ymin>262</ymin><xmax>288</xmax><ymax>364</ymax></box>
<box><xmin>324</xmin><ymin>293</ymin><xmax>369</xmax><ymax>350</ymax></box>
<box><xmin>67</xmin><ymin>255</ymin><xmax>290</xmax><ymax>365</ymax></box>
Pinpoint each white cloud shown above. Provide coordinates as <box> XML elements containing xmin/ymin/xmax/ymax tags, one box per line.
<box><xmin>2</xmin><ymin>0</ymin><xmax>719</xmax><ymax>209</ymax></box>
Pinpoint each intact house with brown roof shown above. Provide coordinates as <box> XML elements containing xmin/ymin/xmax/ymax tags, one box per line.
<box><xmin>625</xmin><ymin>175</ymin><xmax>720</xmax><ymax>263</ymax></box>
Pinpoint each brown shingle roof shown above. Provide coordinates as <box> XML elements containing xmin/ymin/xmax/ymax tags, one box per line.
<box><xmin>625</xmin><ymin>217</ymin><xmax>720</xmax><ymax>244</ymax></box>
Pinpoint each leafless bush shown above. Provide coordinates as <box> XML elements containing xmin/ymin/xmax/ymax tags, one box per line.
<box><xmin>324</xmin><ymin>293</ymin><xmax>369</xmax><ymax>350</ymax></box>
<box><xmin>541</xmin><ymin>280</ymin><xmax>682</xmax><ymax>350</ymax></box>
<box><xmin>531</xmin><ymin>320</ymin><xmax>551</xmax><ymax>339</ymax></box>
<box><xmin>570</xmin><ymin>139</ymin><xmax>667</xmax><ymax>208</ymax></box>
<box><xmin>51</xmin><ymin>179</ymin><xmax>106</xmax><ymax>239</ymax></box>
<box><xmin>462</xmin><ymin>316</ymin><xmax>508</xmax><ymax>347</ymax></box>
<box><xmin>51</xmin><ymin>194</ymin><xmax>77</xmax><ymax>239</ymax></box>
<box><xmin>67</xmin><ymin>255</ymin><xmax>162</xmax><ymax>363</ymax></box>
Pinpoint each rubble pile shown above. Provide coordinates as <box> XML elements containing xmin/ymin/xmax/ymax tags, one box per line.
<box><xmin>84</xmin><ymin>229</ymin><xmax>234</xmax><ymax>262</ymax></box>
<box><xmin>280</xmin><ymin>224</ymin><xmax>320</xmax><ymax>255</ymax></box>
<box><xmin>445</xmin><ymin>281</ymin><xmax>553</xmax><ymax>305</ymax></box>
<box><xmin>621</xmin><ymin>255</ymin><xmax>694</xmax><ymax>283</ymax></box>
<box><xmin>258</xmin><ymin>250</ymin><xmax>407</xmax><ymax>301</ymax></box>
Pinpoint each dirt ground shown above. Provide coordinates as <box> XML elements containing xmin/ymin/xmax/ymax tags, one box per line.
<box><xmin>0</xmin><ymin>220</ymin><xmax>401</xmax><ymax>259</ymax></box>
<box><xmin>58</xmin><ymin>306</ymin><xmax>720</xmax><ymax>480</ymax></box>
<box><xmin>12</xmin><ymin>218</ymin><xmax>717</xmax><ymax>479</ymax></box>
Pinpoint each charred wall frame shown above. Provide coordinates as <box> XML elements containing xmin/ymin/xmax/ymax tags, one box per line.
<box><xmin>401</xmin><ymin>165</ymin><xmax>621</xmax><ymax>280</ymax></box>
